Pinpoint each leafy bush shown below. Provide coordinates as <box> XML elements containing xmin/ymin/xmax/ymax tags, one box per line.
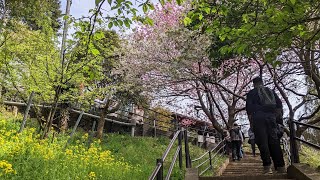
<box><xmin>300</xmin><ymin>145</ymin><xmax>320</xmax><ymax>171</ymax></box>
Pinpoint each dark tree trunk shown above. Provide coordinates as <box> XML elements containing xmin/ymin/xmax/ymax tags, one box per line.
<box><xmin>59</xmin><ymin>107</ymin><xmax>69</xmax><ymax>133</ymax></box>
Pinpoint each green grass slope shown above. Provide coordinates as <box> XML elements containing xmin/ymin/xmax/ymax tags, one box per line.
<box><xmin>0</xmin><ymin>111</ymin><xmax>224</xmax><ymax>179</ymax></box>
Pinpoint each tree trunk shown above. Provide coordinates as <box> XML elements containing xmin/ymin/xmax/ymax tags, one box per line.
<box><xmin>96</xmin><ymin>106</ymin><xmax>108</xmax><ymax>139</ymax></box>
<box><xmin>41</xmin><ymin>87</ymin><xmax>60</xmax><ymax>139</ymax></box>
<box><xmin>59</xmin><ymin>107</ymin><xmax>69</xmax><ymax>134</ymax></box>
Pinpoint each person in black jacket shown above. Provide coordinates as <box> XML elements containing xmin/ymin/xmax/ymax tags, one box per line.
<box><xmin>246</xmin><ymin>77</ymin><xmax>285</xmax><ymax>174</ymax></box>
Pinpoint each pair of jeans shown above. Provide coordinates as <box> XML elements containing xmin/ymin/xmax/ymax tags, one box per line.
<box><xmin>231</xmin><ymin>140</ymin><xmax>242</xmax><ymax>160</ymax></box>
<box><xmin>252</xmin><ymin>112</ymin><xmax>285</xmax><ymax>168</ymax></box>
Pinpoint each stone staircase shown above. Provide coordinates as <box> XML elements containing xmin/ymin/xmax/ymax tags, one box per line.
<box><xmin>200</xmin><ymin>153</ymin><xmax>293</xmax><ymax>180</ymax></box>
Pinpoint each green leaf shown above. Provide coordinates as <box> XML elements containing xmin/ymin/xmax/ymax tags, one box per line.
<box><xmin>147</xmin><ymin>3</ymin><xmax>155</xmax><ymax>10</ymax></box>
<box><xmin>145</xmin><ymin>17</ymin><xmax>154</xmax><ymax>26</ymax></box>
<box><xmin>91</xmin><ymin>48</ymin><xmax>100</xmax><ymax>56</ymax></box>
<box><xmin>236</xmin><ymin>44</ymin><xmax>247</xmax><ymax>54</ymax></box>
<box><xmin>63</xmin><ymin>15</ymin><xmax>69</xmax><ymax>20</ymax></box>
<box><xmin>183</xmin><ymin>17</ymin><xmax>192</xmax><ymax>26</ymax></box>
<box><xmin>199</xmin><ymin>14</ymin><xmax>203</xmax><ymax>21</ymax></box>
<box><xmin>108</xmin><ymin>0</ymin><xmax>112</xmax><ymax>5</ymax></box>
<box><xmin>142</xmin><ymin>4</ymin><xmax>148</xmax><ymax>13</ymax></box>
<box><xmin>94</xmin><ymin>31</ymin><xmax>105</xmax><ymax>40</ymax></box>
<box><xmin>95</xmin><ymin>0</ymin><xmax>102</xmax><ymax>6</ymax></box>
<box><xmin>204</xmin><ymin>7</ymin><xmax>211</xmax><ymax>14</ymax></box>
<box><xmin>108</xmin><ymin>22</ymin><xmax>113</xmax><ymax>29</ymax></box>
<box><xmin>176</xmin><ymin>0</ymin><xmax>183</xmax><ymax>5</ymax></box>
<box><xmin>124</xmin><ymin>19</ymin><xmax>130</xmax><ymax>28</ymax></box>
<box><xmin>117</xmin><ymin>20</ymin><xmax>123</xmax><ymax>26</ymax></box>
<box><xmin>160</xmin><ymin>0</ymin><xmax>165</xmax><ymax>5</ymax></box>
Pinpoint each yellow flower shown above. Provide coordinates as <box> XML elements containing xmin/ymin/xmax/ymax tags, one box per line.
<box><xmin>0</xmin><ymin>160</ymin><xmax>16</xmax><ymax>175</ymax></box>
<box><xmin>88</xmin><ymin>171</ymin><xmax>96</xmax><ymax>179</ymax></box>
<box><xmin>65</xmin><ymin>149</ymin><xmax>73</xmax><ymax>156</ymax></box>
<box><xmin>82</xmin><ymin>133</ymin><xmax>89</xmax><ymax>139</ymax></box>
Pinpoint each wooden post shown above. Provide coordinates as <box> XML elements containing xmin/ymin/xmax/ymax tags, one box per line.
<box><xmin>154</xmin><ymin>119</ymin><xmax>157</xmax><ymax>138</ymax></box>
<box><xmin>87</xmin><ymin>120</ymin><xmax>97</xmax><ymax>148</ymax></box>
<box><xmin>184</xmin><ymin>130</ymin><xmax>191</xmax><ymax>168</ymax></box>
<box><xmin>18</xmin><ymin>91</ymin><xmax>35</xmax><ymax>133</ymax></box>
<box><xmin>209</xmin><ymin>151</ymin><xmax>212</xmax><ymax>169</ymax></box>
<box><xmin>130</xmin><ymin>113</ymin><xmax>136</xmax><ymax>137</ymax></box>
<box><xmin>156</xmin><ymin>159</ymin><xmax>163</xmax><ymax>180</ymax></box>
<box><xmin>64</xmin><ymin>111</ymin><xmax>84</xmax><ymax>149</ymax></box>
<box><xmin>131</xmin><ymin>125</ymin><xmax>135</xmax><ymax>137</ymax></box>
<box><xmin>178</xmin><ymin>129</ymin><xmax>183</xmax><ymax>169</ymax></box>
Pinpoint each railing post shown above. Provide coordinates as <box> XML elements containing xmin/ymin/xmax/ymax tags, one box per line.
<box><xmin>18</xmin><ymin>91</ymin><xmax>35</xmax><ymax>133</ymax></box>
<box><xmin>154</xmin><ymin>119</ymin><xmax>157</xmax><ymax>138</ymax></box>
<box><xmin>184</xmin><ymin>129</ymin><xmax>191</xmax><ymax>168</ymax></box>
<box><xmin>178</xmin><ymin>128</ymin><xmax>183</xmax><ymax>169</ymax></box>
<box><xmin>156</xmin><ymin>159</ymin><xmax>163</xmax><ymax>180</ymax></box>
<box><xmin>289</xmin><ymin>119</ymin><xmax>300</xmax><ymax>163</ymax></box>
<box><xmin>209</xmin><ymin>151</ymin><xmax>212</xmax><ymax>169</ymax></box>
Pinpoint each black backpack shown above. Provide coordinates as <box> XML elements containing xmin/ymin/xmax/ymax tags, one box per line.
<box><xmin>257</xmin><ymin>87</ymin><xmax>276</xmax><ymax>108</ymax></box>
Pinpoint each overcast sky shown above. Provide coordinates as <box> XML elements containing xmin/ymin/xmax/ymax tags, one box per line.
<box><xmin>61</xmin><ymin>0</ymin><xmax>95</xmax><ymax>19</ymax></box>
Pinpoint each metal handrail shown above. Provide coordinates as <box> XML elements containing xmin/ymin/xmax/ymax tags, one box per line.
<box><xmin>210</xmin><ymin>144</ymin><xmax>226</xmax><ymax>160</ymax></box>
<box><xmin>289</xmin><ymin>119</ymin><xmax>320</xmax><ymax>164</ymax></box>
<box><xmin>149</xmin><ymin>163</ymin><xmax>162</xmax><ymax>180</ymax></box>
<box><xmin>200</xmin><ymin>165</ymin><xmax>212</xmax><ymax>176</ymax></box>
<box><xmin>162</xmin><ymin>130</ymin><xmax>181</xmax><ymax>161</ymax></box>
<box><xmin>192</xmin><ymin>151</ymin><xmax>209</xmax><ymax>162</ymax></box>
<box><xmin>196</xmin><ymin>157</ymin><xmax>210</xmax><ymax>168</ymax></box>
<box><xmin>292</xmin><ymin>120</ymin><xmax>320</xmax><ymax>131</ymax></box>
<box><xmin>165</xmin><ymin>146</ymin><xmax>181</xmax><ymax>180</ymax></box>
<box><xmin>149</xmin><ymin>128</ymin><xmax>190</xmax><ymax>180</ymax></box>
<box><xmin>198</xmin><ymin>144</ymin><xmax>226</xmax><ymax>175</ymax></box>
<box><xmin>294</xmin><ymin>137</ymin><xmax>320</xmax><ymax>150</ymax></box>
<box><xmin>191</xmin><ymin>139</ymin><xmax>226</xmax><ymax>176</ymax></box>
<box><xmin>192</xmin><ymin>140</ymin><xmax>225</xmax><ymax>162</ymax></box>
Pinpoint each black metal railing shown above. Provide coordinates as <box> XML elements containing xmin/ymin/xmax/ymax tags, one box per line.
<box><xmin>191</xmin><ymin>139</ymin><xmax>226</xmax><ymax>176</ymax></box>
<box><xmin>149</xmin><ymin>128</ymin><xmax>191</xmax><ymax>180</ymax></box>
<box><xmin>289</xmin><ymin>119</ymin><xmax>320</xmax><ymax>164</ymax></box>
<box><xmin>281</xmin><ymin>136</ymin><xmax>291</xmax><ymax>165</ymax></box>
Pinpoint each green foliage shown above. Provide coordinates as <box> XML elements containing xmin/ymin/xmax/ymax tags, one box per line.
<box><xmin>4</xmin><ymin>0</ymin><xmax>62</xmax><ymax>33</ymax></box>
<box><xmin>186</xmin><ymin>0</ymin><xmax>320</xmax><ymax>65</ymax></box>
<box><xmin>148</xmin><ymin>107</ymin><xmax>173</xmax><ymax>131</ymax></box>
<box><xmin>0</xmin><ymin>22</ymin><xmax>59</xmax><ymax>102</ymax></box>
<box><xmin>0</xmin><ymin>111</ymin><xmax>224</xmax><ymax>179</ymax></box>
<box><xmin>300</xmin><ymin>145</ymin><xmax>320</xmax><ymax>171</ymax></box>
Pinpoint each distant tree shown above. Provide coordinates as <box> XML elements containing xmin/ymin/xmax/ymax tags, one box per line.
<box><xmin>3</xmin><ymin>0</ymin><xmax>61</xmax><ymax>32</ymax></box>
<box><xmin>148</xmin><ymin>107</ymin><xmax>173</xmax><ymax>132</ymax></box>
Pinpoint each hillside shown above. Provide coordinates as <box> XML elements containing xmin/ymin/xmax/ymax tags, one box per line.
<box><xmin>0</xmin><ymin>111</ymin><xmax>224</xmax><ymax>179</ymax></box>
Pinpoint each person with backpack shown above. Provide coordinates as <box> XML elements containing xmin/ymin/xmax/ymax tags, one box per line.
<box><xmin>229</xmin><ymin>123</ymin><xmax>243</xmax><ymax>161</ymax></box>
<box><xmin>246</xmin><ymin>77</ymin><xmax>285</xmax><ymax>174</ymax></box>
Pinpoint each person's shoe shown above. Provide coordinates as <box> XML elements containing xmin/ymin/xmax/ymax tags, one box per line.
<box><xmin>237</xmin><ymin>158</ymin><xmax>241</xmax><ymax>161</ymax></box>
<box><xmin>263</xmin><ymin>166</ymin><xmax>273</xmax><ymax>174</ymax></box>
<box><xmin>232</xmin><ymin>158</ymin><xmax>236</xmax><ymax>161</ymax></box>
<box><xmin>276</xmin><ymin>167</ymin><xmax>286</xmax><ymax>173</ymax></box>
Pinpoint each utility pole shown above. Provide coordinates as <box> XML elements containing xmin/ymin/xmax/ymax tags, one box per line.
<box><xmin>60</xmin><ymin>0</ymin><xmax>72</xmax><ymax>81</ymax></box>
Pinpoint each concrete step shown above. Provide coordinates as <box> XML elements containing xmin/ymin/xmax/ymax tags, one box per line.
<box><xmin>200</xmin><ymin>174</ymin><xmax>291</xmax><ymax>180</ymax></box>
